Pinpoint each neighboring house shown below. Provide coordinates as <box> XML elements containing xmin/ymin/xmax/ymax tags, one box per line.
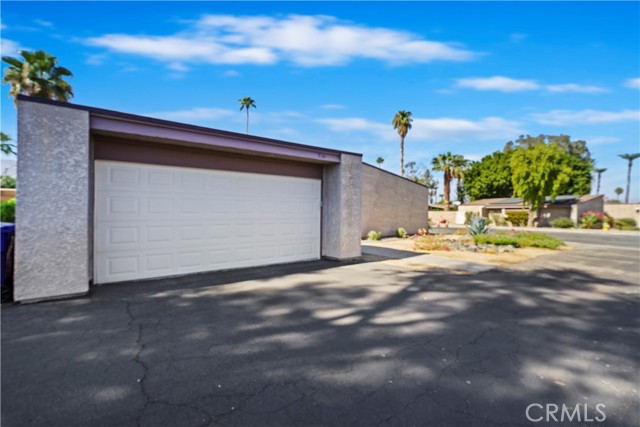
<box><xmin>457</xmin><ymin>195</ymin><xmax>604</xmax><ymax>226</ymax></box>
<box><xmin>13</xmin><ymin>96</ymin><xmax>428</xmax><ymax>302</ymax></box>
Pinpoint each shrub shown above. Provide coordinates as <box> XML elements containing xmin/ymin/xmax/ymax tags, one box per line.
<box><xmin>414</xmin><ymin>235</ymin><xmax>450</xmax><ymax>251</ymax></box>
<box><xmin>473</xmin><ymin>231</ymin><xmax>564</xmax><ymax>250</ymax></box>
<box><xmin>0</xmin><ymin>176</ymin><xmax>16</xmax><ymax>188</ymax></box>
<box><xmin>367</xmin><ymin>230</ymin><xmax>382</xmax><ymax>241</ymax></box>
<box><xmin>550</xmin><ymin>217</ymin><xmax>575</xmax><ymax>228</ymax></box>
<box><xmin>505</xmin><ymin>211</ymin><xmax>529</xmax><ymax>226</ymax></box>
<box><xmin>1</xmin><ymin>198</ymin><xmax>16</xmax><ymax>223</ymax></box>
<box><xmin>489</xmin><ymin>212</ymin><xmax>507</xmax><ymax>226</ymax></box>
<box><xmin>580</xmin><ymin>210</ymin><xmax>611</xmax><ymax>229</ymax></box>
<box><xmin>615</xmin><ymin>218</ymin><xmax>637</xmax><ymax>228</ymax></box>
<box><xmin>473</xmin><ymin>233</ymin><xmax>520</xmax><ymax>247</ymax></box>
<box><xmin>396</xmin><ymin>227</ymin><xmax>408</xmax><ymax>239</ymax></box>
<box><xmin>464</xmin><ymin>211</ymin><xmax>477</xmax><ymax>225</ymax></box>
<box><xmin>467</xmin><ymin>217</ymin><xmax>489</xmax><ymax>235</ymax></box>
<box><xmin>417</xmin><ymin>228</ymin><xmax>429</xmax><ymax>236</ymax></box>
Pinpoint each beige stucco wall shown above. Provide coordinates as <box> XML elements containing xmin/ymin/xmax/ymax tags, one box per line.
<box><xmin>360</xmin><ymin>164</ymin><xmax>429</xmax><ymax>237</ymax></box>
<box><xmin>571</xmin><ymin>196</ymin><xmax>604</xmax><ymax>223</ymax></box>
<box><xmin>539</xmin><ymin>206</ymin><xmax>572</xmax><ymax>226</ymax></box>
<box><xmin>429</xmin><ymin>211</ymin><xmax>458</xmax><ymax>225</ymax></box>
<box><xmin>604</xmin><ymin>203</ymin><xmax>640</xmax><ymax>223</ymax></box>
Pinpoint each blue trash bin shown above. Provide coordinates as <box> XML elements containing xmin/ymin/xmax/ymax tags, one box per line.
<box><xmin>1</xmin><ymin>223</ymin><xmax>15</xmax><ymax>287</ymax></box>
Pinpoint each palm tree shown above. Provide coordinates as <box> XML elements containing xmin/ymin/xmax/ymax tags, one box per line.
<box><xmin>614</xmin><ymin>187</ymin><xmax>624</xmax><ymax>202</ymax></box>
<box><xmin>2</xmin><ymin>50</ymin><xmax>73</xmax><ymax>106</ymax></box>
<box><xmin>593</xmin><ymin>167</ymin><xmax>607</xmax><ymax>195</ymax></box>
<box><xmin>431</xmin><ymin>152</ymin><xmax>457</xmax><ymax>211</ymax></box>
<box><xmin>451</xmin><ymin>155</ymin><xmax>469</xmax><ymax>203</ymax></box>
<box><xmin>619</xmin><ymin>153</ymin><xmax>640</xmax><ymax>203</ymax></box>
<box><xmin>391</xmin><ymin>111</ymin><xmax>413</xmax><ymax>176</ymax></box>
<box><xmin>238</xmin><ymin>97</ymin><xmax>256</xmax><ymax>134</ymax></box>
<box><xmin>1</xmin><ymin>132</ymin><xmax>16</xmax><ymax>156</ymax></box>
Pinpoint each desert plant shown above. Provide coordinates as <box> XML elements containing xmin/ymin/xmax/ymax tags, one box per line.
<box><xmin>396</xmin><ymin>227</ymin><xmax>408</xmax><ymax>238</ymax></box>
<box><xmin>414</xmin><ymin>235</ymin><xmax>450</xmax><ymax>251</ymax></box>
<box><xmin>467</xmin><ymin>217</ymin><xmax>489</xmax><ymax>235</ymax></box>
<box><xmin>367</xmin><ymin>230</ymin><xmax>382</xmax><ymax>241</ymax></box>
<box><xmin>489</xmin><ymin>212</ymin><xmax>507</xmax><ymax>226</ymax></box>
<box><xmin>1</xmin><ymin>198</ymin><xmax>16</xmax><ymax>223</ymax></box>
<box><xmin>453</xmin><ymin>228</ymin><xmax>470</xmax><ymax>236</ymax></box>
<box><xmin>464</xmin><ymin>211</ymin><xmax>478</xmax><ymax>225</ymax></box>
<box><xmin>550</xmin><ymin>217</ymin><xmax>575</xmax><ymax>228</ymax></box>
<box><xmin>505</xmin><ymin>211</ymin><xmax>529</xmax><ymax>227</ymax></box>
<box><xmin>417</xmin><ymin>228</ymin><xmax>429</xmax><ymax>236</ymax></box>
<box><xmin>580</xmin><ymin>210</ymin><xmax>612</xmax><ymax>229</ymax></box>
<box><xmin>614</xmin><ymin>218</ymin><xmax>638</xmax><ymax>230</ymax></box>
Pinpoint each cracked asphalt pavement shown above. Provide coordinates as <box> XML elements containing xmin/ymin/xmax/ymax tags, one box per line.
<box><xmin>2</xmin><ymin>234</ymin><xmax>639</xmax><ymax>427</ymax></box>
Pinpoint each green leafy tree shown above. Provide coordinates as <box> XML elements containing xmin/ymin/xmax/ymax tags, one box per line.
<box><xmin>375</xmin><ymin>157</ymin><xmax>384</xmax><ymax>167</ymax></box>
<box><xmin>2</xmin><ymin>50</ymin><xmax>73</xmax><ymax>106</ymax></box>
<box><xmin>0</xmin><ymin>176</ymin><xmax>16</xmax><ymax>188</ymax></box>
<box><xmin>391</xmin><ymin>110</ymin><xmax>413</xmax><ymax>176</ymax></box>
<box><xmin>1</xmin><ymin>132</ymin><xmax>16</xmax><ymax>156</ymax></box>
<box><xmin>238</xmin><ymin>97</ymin><xmax>256</xmax><ymax>134</ymax></box>
<box><xmin>505</xmin><ymin>134</ymin><xmax>592</xmax><ymax>195</ymax></box>
<box><xmin>464</xmin><ymin>151</ymin><xmax>514</xmax><ymax>201</ymax></box>
<box><xmin>614</xmin><ymin>187</ymin><xmax>624</xmax><ymax>201</ymax></box>
<box><xmin>619</xmin><ymin>153</ymin><xmax>640</xmax><ymax>203</ymax></box>
<box><xmin>593</xmin><ymin>167</ymin><xmax>607</xmax><ymax>195</ymax></box>
<box><xmin>432</xmin><ymin>152</ymin><xmax>460</xmax><ymax>211</ymax></box>
<box><xmin>511</xmin><ymin>143</ymin><xmax>572</xmax><ymax>227</ymax></box>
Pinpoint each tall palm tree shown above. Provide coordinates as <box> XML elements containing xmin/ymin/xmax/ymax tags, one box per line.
<box><xmin>451</xmin><ymin>155</ymin><xmax>469</xmax><ymax>203</ymax></box>
<box><xmin>375</xmin><ymin>157</ymin><xmax>384</xmax><ymax>167</ymax></box>
<box><xmin>431</xmin><ymin>152</ymin><xmax>457</xmax><ymax>211</ymax></box>
<box><xmin>391</xmin><ymin>110</ymin><xmax>413</xmax><ymax>176</ymax></box>
<box><xmin>614</xmin><ymin>187</ymin><xmax>623</xmax><ymax>202</ymax></box>
<box><xmin>2</xmin><ymin>50</ymin><xmax>73</xmax><ymax>106</ymax></box>
<box><xmin>238</xmin><ymin>97</ymin><xmax>256</xmax><ymax>134</ymax></box>
<box><xmin>593</xmin><ymin>167</ymin><xmax>607</xmax><ymax>195</ymax></box>
<box><xmin>619</xmin><ymin>153</ymin><xmax>640</xmax><ymax>203</ymax></box>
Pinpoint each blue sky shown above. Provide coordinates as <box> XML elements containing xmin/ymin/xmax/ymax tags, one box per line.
<box><xmin>1</xmin><ymin>1</ymin><xmax>639</xmax><ymax>201</ymax></box>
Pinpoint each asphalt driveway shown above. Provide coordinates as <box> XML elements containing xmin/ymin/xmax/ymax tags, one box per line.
<box><xmin>2</xmin><ymin>237</ymin><xmax>639</xmax><ymax>427</ymax></box>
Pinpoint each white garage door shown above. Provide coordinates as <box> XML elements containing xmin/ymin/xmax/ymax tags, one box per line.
<box><xmin>94</xmin><ymin>161</ymin><xmax>321</xmax><ymax>284</ymax></box>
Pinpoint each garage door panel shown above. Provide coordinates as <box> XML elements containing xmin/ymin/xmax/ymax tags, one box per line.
<box><xmin>95</xmin><ymin>161</ymin><xmax>321</xmax><ymax>284</ymax></box>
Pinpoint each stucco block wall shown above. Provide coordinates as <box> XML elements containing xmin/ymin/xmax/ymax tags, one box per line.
<box><xmin>360</xmin><ymin>164</ymin><xmax>429</xmax><ymax>237</ymax></box>
<box><xmin>14</xmin><ymin>101</ymin><xmax>91</xmax><ymax>302</ymax></box>
<box><xmin>604</xmin><ymin>203</ymin><xmax>640</xmax><ymax>224</ymax></box>
<box><xmin>322</xmin><ymin>154</ymin><xmax>362</xmax><ymax>259</ymax></box>
<box><xmin>571</xmin><ymin>196</ymin><xmax>604</xmax><ymax>223</ymax></box>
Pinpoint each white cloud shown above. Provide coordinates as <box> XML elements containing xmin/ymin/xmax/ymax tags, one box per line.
<box><xmin>1</xmin><ymin>38</ymin><xmax>22</xmax><ymax>56</ymax></box>
<box><xmin>531</xmin><ymin>109</ymin><xmax>640</xmax><ymax>126</ymax></box>
<box><xmin>85</xmin><ymin>14</ymin><xmax>478</xmax><ymax>67</ymax></box>
<box><xmin>510</xmin><ymin>33</ymin><xmax>527</xmax><ymax>42</ymax></box>
<box><xmin>148</xmin><ymin>107</ymin><xmax>235</xmax><ymax>122</ymax></box>
<box><xmin>317</xmin><ymin>115</ymin><xmax>523</xmax><ymax>142</ymax></box>
<box><xmin>455</xmin><ymin>76</ymin><xmax>540</xmax><ymax>92</ymax></box>
<box><xmin>587</xmin><ymin>136</ymin><xmax>622</xmax><ymax>145</ymax></box>
<box><xmin>545</xmin><ymin>83</ymin><xmax>608</xmax><ymax>93</ymax></box>
<box><xmin>320</xmin><ymin>104</ymin><xmax>346</xmax><ymax>110</ymax></box>
<box><xmin>624</xmin><ymin>78</ymin><xmax>640</xmax><ymax>89</ymax></box>
<box><xmin>34</xmin><ymin>19</ymin><xmax>53</xmax><ymax>28</ymax></box>
<box><xmin>167</xmin><ymin>62</ymin><xmax>189</xmax><ymax>72</ymax></box>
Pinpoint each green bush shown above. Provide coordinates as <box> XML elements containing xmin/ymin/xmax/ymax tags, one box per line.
<box><xmin>367</xmin><ymin>230</ymin><xmax>382</xmax><ymax>241</ymax></box>
<box><xmin>1</xmin><ymin>198</ymin><xmax>16</xmax><ymax>223</ymax></box>
<box><xmin>550</xmin><ymin>217</ymin><xmax>575</xmax><ymax>228</ymax></box>
<box><xmin>505</xmin><ymin>211</ymin><xmax>529</xmax><ymax>226</ymax></box>
<box><xmin>396</xmin><ymin>227</ymin><xmax>408</xmax><ymax>238</ymax></box>
<box><xmin>0</xmin><ymin>176</ymin><xmax>16</xmax><ymax>188</ymax></box>
<box><xmin>615</xmin><ymin>218</ymin><xmax>637</xmax><ymax>228</ymax></box>
<box><xmin>473</xmin><ymin>233</ymin><xmax>520</xmax><ymax>247</ymax></box>
<box><xmin>473</xmin><ymin>231</ymin><xmax>564</xmax><ymax>250</ymax></box>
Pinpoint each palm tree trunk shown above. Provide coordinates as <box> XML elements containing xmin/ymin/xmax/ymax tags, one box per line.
<box><xmin>400</xmin><ymin>136</ymin><xmax>405</xmax><ymax>176</ymax></box>
<box><xmin>596</xmin><ymin>173</ymin><xmax>601</xmax><ymax>194</ymax></box>
<box><xmin>625</xmin><ymin>160</ymin><xmax>632</xmax><ymax>203</ymax></box>
<box><xmin>246</xmin><ymin>109</ymin><xmax>249</xmax><ymax>134</ymax></box>
<box><xmin>444</xmin><ymin>169</ymin><xmax>451</xmax><ymax>211</ymax></box>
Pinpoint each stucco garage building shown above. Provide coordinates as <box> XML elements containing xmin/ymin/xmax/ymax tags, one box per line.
<box><xmin>14</xmin><ymin>96</ymin><xmax>428</xmax><ymax>302</ymax></box>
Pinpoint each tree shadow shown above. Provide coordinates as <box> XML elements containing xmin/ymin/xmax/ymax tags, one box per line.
<box><xmin>2</xmin><ymin>257</ymin><xmax>638</xmax><ymax>427</ymax></box>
